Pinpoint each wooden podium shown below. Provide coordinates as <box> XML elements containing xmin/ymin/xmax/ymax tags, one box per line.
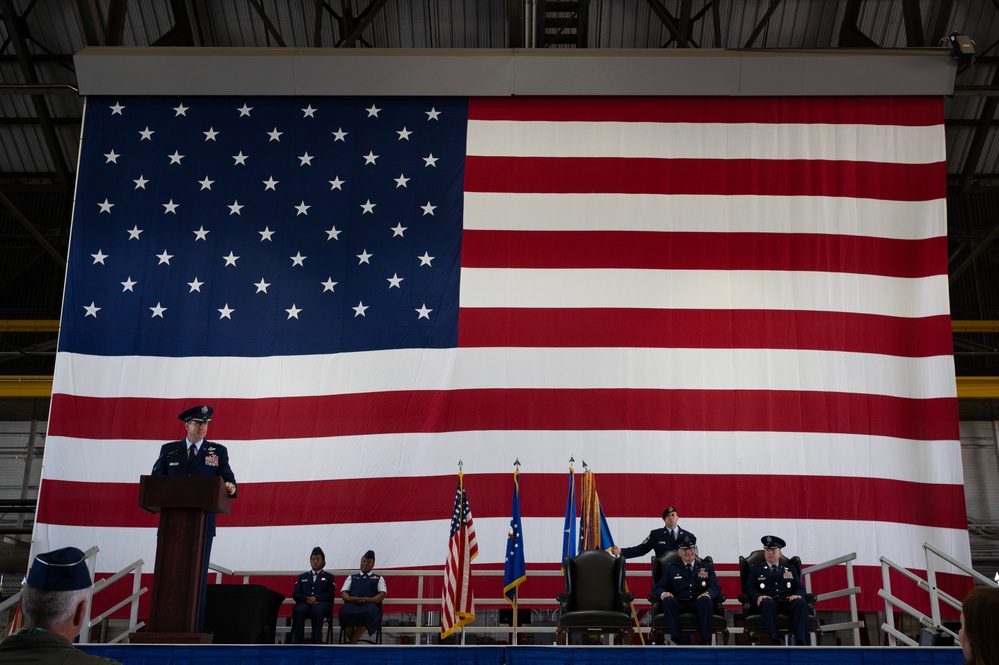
<box><xmin>130</xmin><ymin>475</ymin><xmax>231</xmax><ymax>644</ymax></box>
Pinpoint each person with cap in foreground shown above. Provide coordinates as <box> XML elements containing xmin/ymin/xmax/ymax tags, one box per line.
<box><xmin>612</xmin><ymin>506</ymin><xmax>695</xmax><ymax>559</ymax></box>
<box><xmin>291</xmin><ymin>547</ymin><xmax>336</xmax><ymax>644</ymax></box>
<box><xmin>743</xmin><ymin>535</ymin><xmax>809</xmax><ymax>645</ymax></box>
<box><xmin>150</xmin><ymin>404</ymin><xmax>237</xmax><ymax>632</ymax></box>
<box><xmin>338</xmin><ymin>550</ymin><xmax>387</xmax><ymax>644</ymax></box>
<box><xmin>0</xmin><ymin>547</ymin><xmax>119</xmax><ymax>664</ymax></box>
<box><xmin>651</xmin><ymin>534</ymin><xmax>721</xmax><ymax>645</ymax></box>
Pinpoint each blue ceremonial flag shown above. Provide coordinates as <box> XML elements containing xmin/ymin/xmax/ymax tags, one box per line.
<box><xmin>503</xmin><ymin>468</ymin><xmax>526</xmax><ymax>605</ymax></box>
<box><xmin>561</xmin><ymin>466</ymin><xmax>577</xmax><ymax>569</ymax></box>
<box><xmin>599</xmin><ymin>503</ymin><xmax>615</xmax><ymax>549</ymax></box>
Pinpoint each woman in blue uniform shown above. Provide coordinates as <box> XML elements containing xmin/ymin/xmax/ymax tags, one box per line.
<box><xmin>339</xmin><ymin>550</ymin><xmax>387</xmax><ymax>644</ymax></box>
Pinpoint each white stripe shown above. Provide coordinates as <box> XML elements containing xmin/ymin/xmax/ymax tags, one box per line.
<box><xmin>462</xmin><ymin>193</ymin><xmax>946</xmax><ymax>241</ymax></box>
<box><xmin>466</xmin><ymin>120</ymin><xmax>945</xmax><ymax>164</ymax></box>
<box><xmin>41</xmin><ymin>431</ymin><xmax>964</xmax><ymax>486</ymax></box>
<box><xmin>34</xmin><ymin>518</ymin><xmax>970</xmax><ymax>575</ymax></box>
<box><xmin>52</xmin><ymin>348</ymin><xmax>957</xmax><ymax>401</ymax></box>
<box><xmin>459</xmin><ymin>269</ymin><xmax>950</xmax><ymax>318</ymax></box>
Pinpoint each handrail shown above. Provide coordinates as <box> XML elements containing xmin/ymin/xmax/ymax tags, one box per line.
<box><xmin>879</xmin><ymin>543</ymin><xmax>998</xmax><ymax>646</ymax></box>
<box><xmin>802</xmin><ymin>551</ymin><xmax>863</xmax><ymax>646</ymax></box>
<box><xmin>80</xmin><ymin>551</ymin><xmax>147</xmax><ymax>644</ymax></box>
<box><xmin>223</xmin><ymin>552</ymin><xmax>862</xmax><ymax>645</ymax></box>
<box><xmin>78</xmin><ymin>546</ymin><xmax>99</xmax><ymax>644</ymax></box>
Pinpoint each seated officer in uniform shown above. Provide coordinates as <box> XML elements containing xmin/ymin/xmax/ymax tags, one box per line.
<box><xmin>0</xmin><ymin>547</ymin><xmax>119</xmax><ymax>664</ymax></box>
<box><xmin>612</xmin><ymin>505</ymin><xmax>695</xmax><ymax>559</ymax></box>
<box><xmin>291</xmin><ymin>546</ymin><xmax>336</xmax><ymax>644</ymax></box>
<box><xmin>652</xmin><ymin>534</ymin><xmax>720</xmax><ymax>645</ymax></box>
<box><xmin>743</xmin><ymin>535</ymin><xmax>809</xmax><ymax>645</ymax></box>
<box><xmin>338</xmin><ymin>550</ymin><xmax>387</xmax><ymax>644</ymax></box>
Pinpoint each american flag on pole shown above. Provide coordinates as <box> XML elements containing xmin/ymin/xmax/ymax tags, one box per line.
<box><xmin>37</xmin><ymin>94</ymin><xmax>968</xmax><ymax>611</ymax></box>
<box><xmin>442</xmin><ymin>471</ymin><xmax>478</xmax><ymax>639</ymax></box>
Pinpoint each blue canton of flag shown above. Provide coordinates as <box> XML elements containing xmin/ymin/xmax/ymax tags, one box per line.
<box><xmin>503</xmin><ymin>469</ymin><xmax>526</xmax><ymax>605</ymax></box>
<box><xmin>62</xmin><ymin>96</ymin><xmax>468</xmax><ymax>357</ymax></box>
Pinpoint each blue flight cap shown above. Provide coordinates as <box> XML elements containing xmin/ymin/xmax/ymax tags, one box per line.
<box><xmin>179</xmin><ymin>405</ymin><xmax>213</xmax><ymax>423</ymax></box>
<box><xmin>363</xmin><ymin>550</ymin><xmax>375</xmax><ymax>561</ymax></box>
<box><xmin>677</xmin><ymin>534</ymin><xmax>697</xmax><ymax>549</ymax></box>
<box><xmin>311</xmin><ymin>546</ymin><xmax>325</xmax><ymax>559</ymax></box>
<box><xmin>26</xmin><ymin>547</ymin><xmax>92</xmax><ymax>591</ymax></box>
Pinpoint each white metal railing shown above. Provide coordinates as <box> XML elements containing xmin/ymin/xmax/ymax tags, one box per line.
<box><xmin>879</xmin><ymin>542</ymin><xmax>997</xmax><ymax>646</ymax></box>
<box><xmin>87</xmin><ymin>557</ymin><xmax>147</xmax><ymax>644</ymax></box>
<box><xmin>216</xmin><ymin>551</ymin><xmax>863</xmax><ymax>645</ymax></box>
<box><xmin>802</xmin><ymin>551</ymin><xmax>864</xmax><ymax>645</ymax></box>
<box><xmin>2</xmin><ymin>550</ymin><xmax>863</xmax><ymax>646</ymax></box>
<box><xmin>212</xmin><ymin>565</ymin><xmax>567</xmax><ymax>644</ymax></box>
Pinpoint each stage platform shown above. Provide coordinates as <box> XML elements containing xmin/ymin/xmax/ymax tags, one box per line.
<box><xmin>79</xmin><ymin>645</ymin><xmax>964</xmax><ymax>664</ymax></box>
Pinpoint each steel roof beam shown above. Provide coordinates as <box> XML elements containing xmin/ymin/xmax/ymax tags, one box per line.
<box><xmin>900</xmin><ymin>0</ymin><xmax>923</xmax><ymax>47</ymax></box>
<box><xmin>743</xmin><ymin>0</ymin><xmax>784</xmax><ymax>49</ymax></box>
<box><xmin>838</xmin><ymin>0</ymin><xmax>880</xmax><ymax>48</ymax></box>
<box><xmin>644</xmin><ymin>0</ymin><xmax>688</xmax><ymax>48</ymax></box>
<box><xmin>0</xmin><ymin>0</ymin><xmax>71</xmax><ymax>190</ymax></box>
<box><xmin>152</xmin><ymin>0</ymin><xmax>202</xmax><ymax>46</ymax></box>
<box><xmin>341</xmin><ymin>0</ymin><xmax>390</xmax><ymax>48</ymax></box>
<box><xmin>958</xmin><ymin>67</ymin><xmax>999</xmax><ymax>194</ymax></box>
<box><xmin>246</xmin><ymin>0</ymin><xmax>286</xmax><ymax>47</ymax></box>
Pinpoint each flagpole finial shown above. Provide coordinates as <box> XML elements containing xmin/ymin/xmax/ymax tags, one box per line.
<box><xmin>458</xmin><ymin>460</ymin><xmax>463</xmax><ymax>471</ymax></box>
<box><xmin>514</xmin><ymin>458</ymin><xmax>521</xmax><ymax>470</ymax></box>
<box><xmin>582</xmin><ymin>459</ymin><xmax>589</xmax><ymax>471</ymax></box>
<box><xmin>569</xmin><ymin>455</ymin><xmax>575</xmax><ymax>465</ymax></box>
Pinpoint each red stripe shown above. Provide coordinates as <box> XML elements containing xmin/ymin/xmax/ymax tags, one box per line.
<box><xmin>457</xmin><ymin>310</ymin><xmax>954</xmax><ymax>358</ymax></box>
<box><xmin>468</xmin><ymin>97</ymin><xmax>943</xmax><ymax>126</ymax></box>
<box><xmin>464</xmin><ymin>156</ymin><xmax>946</xmax><ymax>201</ymax></box>
<box><xmin>49</xmin><ymin>389</ymin><xmax>958</xmax><ymax>442</ymax></box>
<box><xmin>461</xmin><ymin>230</ymin><xmax>946</xmax><ymax>277</ymax></box>
<box><xmin>37</xmin><ymin>473</ymin><xmax>966</xmax><ymax>529</ymax></box>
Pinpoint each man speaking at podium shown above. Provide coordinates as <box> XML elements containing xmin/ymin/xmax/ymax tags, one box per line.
<box><xmin>151</xmin><ymin>405</ymin><xmax>237</xmax><ymax>631</ymax></box>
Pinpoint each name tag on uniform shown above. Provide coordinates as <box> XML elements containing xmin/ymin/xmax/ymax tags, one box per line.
<box><xmin>169</xmin><ymin>462</ymin><xmax>179</xmax><ymax>466</ymax></box>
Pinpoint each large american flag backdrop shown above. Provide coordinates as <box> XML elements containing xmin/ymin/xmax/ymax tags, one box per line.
<box><xmin>36</xmin><ymin>94</ymin><xmax>969</xmax><ymax>612</ymax></box>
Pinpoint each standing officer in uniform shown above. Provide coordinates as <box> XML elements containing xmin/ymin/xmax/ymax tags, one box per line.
<box><xmin>0</xmin><ymin>547</ymin><xmax>120</xmax><ymax>664</ymax></box>
<box><xmin>612</xmin><ymin>506</ymin><xmax>695</xmax><ymax>559</ymax></box>
<box><xmin>339</xmin><ymin>550</ymin><xmax>387</xmax><ymax>644</ymax></box>
<box><xmin>743</xmin><ymin>535</ymin><xmax>809</xmax><ymax>645</ymax></box>
<box><xmin>652</xmin><ymin>535</ymin><xmax>720</xmax><ymax>645</ymax></box>
<box><xmin>291</xmin><ymin>546</ymin><xmax>336</xmax><ymax>644</ymax></box>
<box><xmin>150</xmin><ymin>404</ymin><xmax>237</xmax><ymax>632</ymax></box>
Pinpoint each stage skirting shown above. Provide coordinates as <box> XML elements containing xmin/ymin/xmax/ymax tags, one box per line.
<box><xmin>80</xmin><ymin>645</ymin><xmax>963</xmax><ymax>664</ymax></box>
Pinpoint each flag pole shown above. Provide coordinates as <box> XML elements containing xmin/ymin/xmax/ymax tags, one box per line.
<box><xmin>512</xmin><ymin>458</ymin><xmax>520</xmax><ymax>643</ymax></box>
<box><xmin>458</xmin><ymin>460</ymin><xmax>464</xmax><ymax>647</ymax></box>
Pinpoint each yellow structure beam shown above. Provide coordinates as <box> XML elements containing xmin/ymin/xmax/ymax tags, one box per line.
<box><xmin>2</xmin><ymin>376</ymin><xmax>999</xmax><ymax>399</ymax></box>
<box><xmin>956</xmin><ymin>377</ymin><xmax>999</xmax><ymax>399</ymax></box>
<box><xmin>952</xmin><ymin>320</ymin><xmax>999</xmax><ymax>333</ymax></box>
<box><xmin>0</xmin><ymin>319</ymin><xmax>59</xmax><ymax>332</ymax></box>
<box><xmin>0</xmin><ymin>376</ymin><xmax>55</xmax><ymax>398</ymax></box>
